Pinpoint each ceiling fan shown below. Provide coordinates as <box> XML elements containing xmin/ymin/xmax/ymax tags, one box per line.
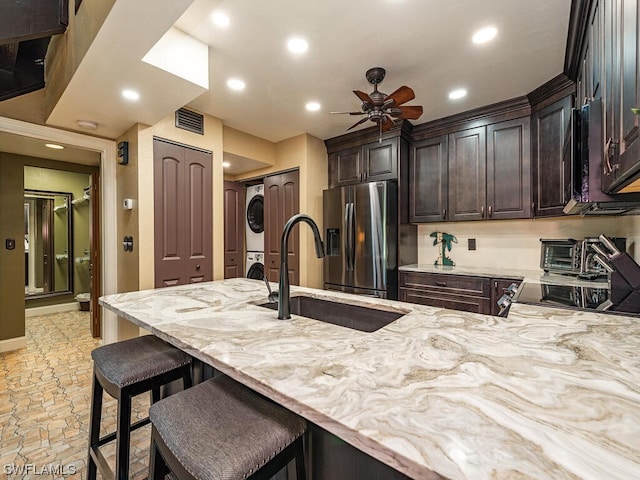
<box><xmin>332</xmin><ymin>67</ymin><xmax>423</xmax><ymax>137</ymax></box>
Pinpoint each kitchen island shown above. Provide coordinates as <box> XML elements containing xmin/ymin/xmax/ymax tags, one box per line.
<box><xmin>99</xmin><ymin>278</ymin><xmax>640</xmax><ymax>480</ymax></box>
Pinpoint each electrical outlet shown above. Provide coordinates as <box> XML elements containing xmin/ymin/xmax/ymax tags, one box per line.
<box><xmin>468</xmin><ymin>238</ymin><xmax>476</xmax><ymax>250</ymax></box>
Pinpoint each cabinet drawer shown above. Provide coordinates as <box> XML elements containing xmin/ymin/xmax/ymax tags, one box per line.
<box><xmin>399</xmin><ymin>271</ymin><xmax>490</xmax><ymax>297</ymax></box>
<box><xmin>399</xmin><ymin>288</ymin><xmax>491</xmax><ymax>314</ymax></box>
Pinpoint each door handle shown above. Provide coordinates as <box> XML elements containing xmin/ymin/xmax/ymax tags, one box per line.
<box><xmin>196</xmin><ymin>264</ymin><xmax>201</xmax><ymax>270</ymax></box>
<box><xmin>435</xmin><ymin>281</ymin><xmax>447</xmax><ymax>287</ymax></box>
<box><xmin>481</xmin><ymin>205</ymin><xmax>485</xmax><ymax>218</ymax></box>
<box><xmin>442</xmin><ymin>209</ymin><xmax>446</xmax><ymax>219</ymax></box>
<box><xmin>488</xmin><ymin>205</ymin><xmax>492</xmax><ymax>217</ymax></box>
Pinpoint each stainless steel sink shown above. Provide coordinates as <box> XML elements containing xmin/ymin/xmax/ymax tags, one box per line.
<box><xmin>258</xmin><ymin>295</ymin><xmax>406</xmax><ymax>332</ymax></box>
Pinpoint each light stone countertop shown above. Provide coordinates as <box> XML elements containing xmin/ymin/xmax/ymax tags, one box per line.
<box><xmin>99</xmin><ymin>278</ymin><xmax>640</xmax><ymax>480</ymax></box>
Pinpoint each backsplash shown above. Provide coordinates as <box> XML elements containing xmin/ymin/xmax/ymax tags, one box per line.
<box><xmin>416</xmin><ymin>216</ymin><xmax>637</xmax><ymax>270</ymax></box>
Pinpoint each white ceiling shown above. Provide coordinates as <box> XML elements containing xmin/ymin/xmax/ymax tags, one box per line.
<box><xmin>45</xmin><ymin>0</ymin><xmax>572</xmax><ymax>144</ymax></box>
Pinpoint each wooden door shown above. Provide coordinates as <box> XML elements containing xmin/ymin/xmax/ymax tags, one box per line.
<box><xmin>329</xmin><ymin>146</ymin><xmax>361</xmax><ymax>187</ymax></box>
<box><xmin>264</xmin><ymin>170</ymin><xmax>299</xmax><ymax>284</ymax></box>
<box><xmin>362</xmin><ymin>137</ymin><xmax>398</xmax><ymax>183</ymax></box>
<box><xmin>486</xmin><ymin>117</ymin><xmax>531</xmax><ymax>219</ymax></box>
<box><xmin>154</xmin><ymin>139</ymin><xmax>212</xmax><ymax>287</ymax></box>
<box><xmin>409</xmin><ymin>135</ymin><xmax>448</xmax><ymax>222</ymax></box>
<box><xmin>448</xmin><ymin>126</ymin><xmax>487</xmax><ymax>221</ymax></box>
<box><xmin>89</xmin><ymin>173</ymin><xmax>101</xmax><ymax>337</ymax></box>
<box><xmin>602</xmin><ymin>0</ymin><xmax>619</xmax><ymax>192</ymax></box>
<box><xmin>531</xmin><ymin>95</ymin><xmax>572</xmax><ymax>217</ymax></box>
<box><xmin>223</xmin><ymin>181</ymin><xmax>244</xmax><ymax>279</ymax></box>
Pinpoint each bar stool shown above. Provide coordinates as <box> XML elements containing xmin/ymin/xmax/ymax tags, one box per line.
<box><xmin>87</xmin><ymin>335</ymin><xmax>193</xmax><ymax>480</ymax></box>
<box><xmin>148</xmin><ymin>375</ymin><xmax>307</xmax><ymax>480</ymax></box>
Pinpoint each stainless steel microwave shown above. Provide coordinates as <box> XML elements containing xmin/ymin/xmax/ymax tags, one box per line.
<box><xmin>541</xmin><ymin>237</ymin><xmax>626</xmax><ymax>278</ymax></box>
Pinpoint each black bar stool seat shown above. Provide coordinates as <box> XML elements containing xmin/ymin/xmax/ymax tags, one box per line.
<box><xmin>88</xmin><ymin>335</ymin><xmax>192</xmax><ymax>480</ymax></box>
<box><xmin>149</xmin><ymin>375</ymin><xmax>307</xmax><ymax>480</ymax></box>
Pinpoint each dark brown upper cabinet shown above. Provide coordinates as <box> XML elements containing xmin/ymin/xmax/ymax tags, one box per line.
<box><xmin>409</xmin><ymin>135</ymin><xmax>448</xmax><ymax>223</ymax></box>
<box><xmin>326</xmin><ymin>122</ymin><xmax>411</xmax><ymax>189</ymax></box>
<box><xmin>448</xmin><ymin>126</ymin><xmax>487</xmax><ymax>221</ymax></box>
<box><xmin>486</xmin><ymin>117</ymin><xmax>531</xmax><ymax>219</ymax></box>
<box><xmin>530</xmin><ymin>93</ymin><xmax>573</xmax><ymax>217</ymax></box>
<box><xmin>567</xmin><ymin>0</ymin><xmax>640</xmax><ymax>193</ymax></box>
<box><xmin>328</xmin><ymin>137</ymin><xmax>398</xmax><ymax>187</ymax></box>
<box><xmin>409</xmin><ymin>100</ymin><xmax>531</xmax><ymax>223</ymax></box>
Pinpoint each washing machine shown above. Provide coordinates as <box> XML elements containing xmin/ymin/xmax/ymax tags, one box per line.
<box><xmin>246</xmin><ymin>184</ymin><xmax>264</xmax><ymax>252</ymax></box>
<box><xmin>245</xmin><ymin>252</ymin><xmax>265</xmax><ymax>280</ymax></box>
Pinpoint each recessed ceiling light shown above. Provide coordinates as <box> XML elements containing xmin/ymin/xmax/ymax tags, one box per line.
<box><xmin>222</xmin><ymin>161</ymin><xmax>231</xmax><ymax>168</ymax></box>
<box><xmin>226</xmin><ymin>78</ymin><xmax>246</xmax><ymax>91</ymax></box>
<box><xmin>45</xmin><ymin>143</ymin><xmax>64</xmax><ymax>150</ymax></box>
<box><xmin>305</xmin><ymin>101</ymin><xmax>321</xmax><ymax>112</ymax></box>
<box><xmin>448</xmin><ymin>89</ymin><xmax>467</xmax><ymax>100</ymax></box>
<box><xmin>212</xmin><ymin>11</ymin><xmax>230</xmax><ymax>27</ymax></box>
<box><xmin>77</xmin><ymin>120</ymin><xmax>98</xmax><ymax>130</ymax></box>
<box><xmin>287</xmin><ymin>37</ymin><xmax>309</xmax><ymax>54</ymax></box>
<box><xmin>472</xmin><ymin>26</ymin><xmax>498</xmax><ymax>44</ymax></box>
<box><xmin>122</xmin><ymin>89</ymin><xmax>140</xmax><ymax>101</ymax></box>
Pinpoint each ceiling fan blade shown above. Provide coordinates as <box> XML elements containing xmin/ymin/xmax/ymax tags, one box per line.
<box><xmin>353</xmin><ymin>89</ymin><xmax>374</xmax><ymax>105</ymax></box>
<box><xmin>381</xmin><ymin>116</ymin><xmax>395</xmax><ymax>132</ymax></box>
<box><xmin>385</xmin><ymin>85</ymin><xmax>415</xmax><ymax>107</ymax></box>
<box><xmin>346</xmin><ymin>116</ymin><xmax>370</xmax><ymax>131</ymax></box>
<box><xmin>396</xmin><ymin>105</ymin><xmax>424</xmax><ymax>120</ymax></box>
<box><xmin>330</xmin><ymin>111</ymin><xmax>367</xmax><ymax>115</ymax></box>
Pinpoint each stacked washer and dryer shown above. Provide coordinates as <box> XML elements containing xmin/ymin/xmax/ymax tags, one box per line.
<box><xmin>245</xmin><ymin>184</ymin><xmax>265</xmax><ymax>280</ymax></box>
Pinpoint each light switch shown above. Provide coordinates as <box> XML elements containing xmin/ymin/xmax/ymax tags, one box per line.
<box><xmin>5</xmin><ymin>238</ymin><xmax>15</xmax><ymax>250</ymax></box>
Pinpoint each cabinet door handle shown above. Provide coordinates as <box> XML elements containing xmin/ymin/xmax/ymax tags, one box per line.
<box><xmin>488</xmin><ymin>205</ymin><xmax>492</xmax><ymax>217</ymax></box>
<box><xmin>442</xmin><ymin>209</ymin><xmax>447</xmax><ymax>219</ymax></box>
<box><xmin>481</xmin><ymin>205</ymin><xmax>485</xmax><ymax>218</ymax></box>
<box><xmin>435</xmin><ymin>281</ymin><xmax>447</xmax><ymax>287</ymax></box>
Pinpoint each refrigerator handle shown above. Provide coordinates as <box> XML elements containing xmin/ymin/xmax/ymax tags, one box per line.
<box><xmin>349</xmin><ymin>202</ymin><xmax>356</xmax><ymax>271</ymax></box>
<box><xmin>344</xmin><ymin>202</ymin><xmax>352</xmax><ymax>271</ymax></box>
<box><xmin>347</xmin><ymin>202</ymin><xmax>356</xmax><ymax>272</ymax></box>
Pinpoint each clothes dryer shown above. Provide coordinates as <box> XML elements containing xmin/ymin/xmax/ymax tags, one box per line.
<box><xmin>246</xmin><ymin>184</ymin><xmax>264</xmax><ymax>252</ymax></box>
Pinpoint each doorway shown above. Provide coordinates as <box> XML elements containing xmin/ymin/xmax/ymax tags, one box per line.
<box><xmin>0</xmin><ymin>117</ymin><xmax>118</xmax><ymax>346</ymax></box>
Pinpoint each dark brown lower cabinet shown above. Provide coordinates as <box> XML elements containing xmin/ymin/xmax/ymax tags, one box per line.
<box><xmin>223</xmin><ymin>180</ymin><xmax>244</xmax><ymax>279</ymax></box>
<box><xmin>264</xmin><ymin>170</ymin><xmax>299</xmax><ymax>283</ymax></box>
<box><xmin>309</xmin><ymin>424</ymin><xmax>412</xmax><ymax>480</ymax></box>
<box><xmin>399</xmin><ymin>271</ymin><xmax>520</xmax><ymax>315</ymax></box>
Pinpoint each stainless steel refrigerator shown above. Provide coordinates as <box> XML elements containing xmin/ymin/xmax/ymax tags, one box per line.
<box><xmin>323</xmin><ymin>181</ymin><xmax>398</xmax><ymax>299</ymax></box>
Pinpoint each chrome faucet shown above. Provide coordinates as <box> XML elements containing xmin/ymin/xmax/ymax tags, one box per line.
<box><xmin>278</xmin><ymin>214</ymin><xmax>325</xmax><ymax>319</ymax></box>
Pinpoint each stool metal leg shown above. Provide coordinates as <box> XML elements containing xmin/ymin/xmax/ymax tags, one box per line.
<box><xmin>87</xmin><ymin>371</ymin><xmax>103</xmax><ymax>480</ymax></box>
<box><xmin>294</xmin><ymin>437</ymin><xmax>307</xmax><ymax>480</ymax></box>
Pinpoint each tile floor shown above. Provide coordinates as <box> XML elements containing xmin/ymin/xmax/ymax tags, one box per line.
<box><xmin>0</xmin><ymin>311</ymin><xmax>152</xmax><ymax>479</ymax></box>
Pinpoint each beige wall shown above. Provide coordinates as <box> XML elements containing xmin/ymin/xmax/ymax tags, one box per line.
<box><xmin>0</xmin><ymin>155</ymin><xmax>26</xmax><ymax>341</ymax></box>
<box><xmin>116</xmin><ymin>125</ymin><xmax>140</xmax><ymax>295</ymax></box>
<box><xmin>416</xmin><ymin>216</ymin><xmax>637</xmax><ymax>269</ymax></box>
<box><xmin>45</xmin><ymin>0</ymin><xmax>117</xmax><ymax>120</ymax></box>
<box><xmin>233</xmin><ymin>133</ymin><xmax>329</xmax><ymax>288</ymax></box>
<box><xmin>223</xmin><ymin>126</ymin><xmax>275</xmax><ymax>167</ymax></box>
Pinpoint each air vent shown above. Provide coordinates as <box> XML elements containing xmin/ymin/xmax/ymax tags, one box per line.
<box><xmin>175</xmin><ymin>108</ymin><xmax>204</xmax><ymax>135</ymax></box>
